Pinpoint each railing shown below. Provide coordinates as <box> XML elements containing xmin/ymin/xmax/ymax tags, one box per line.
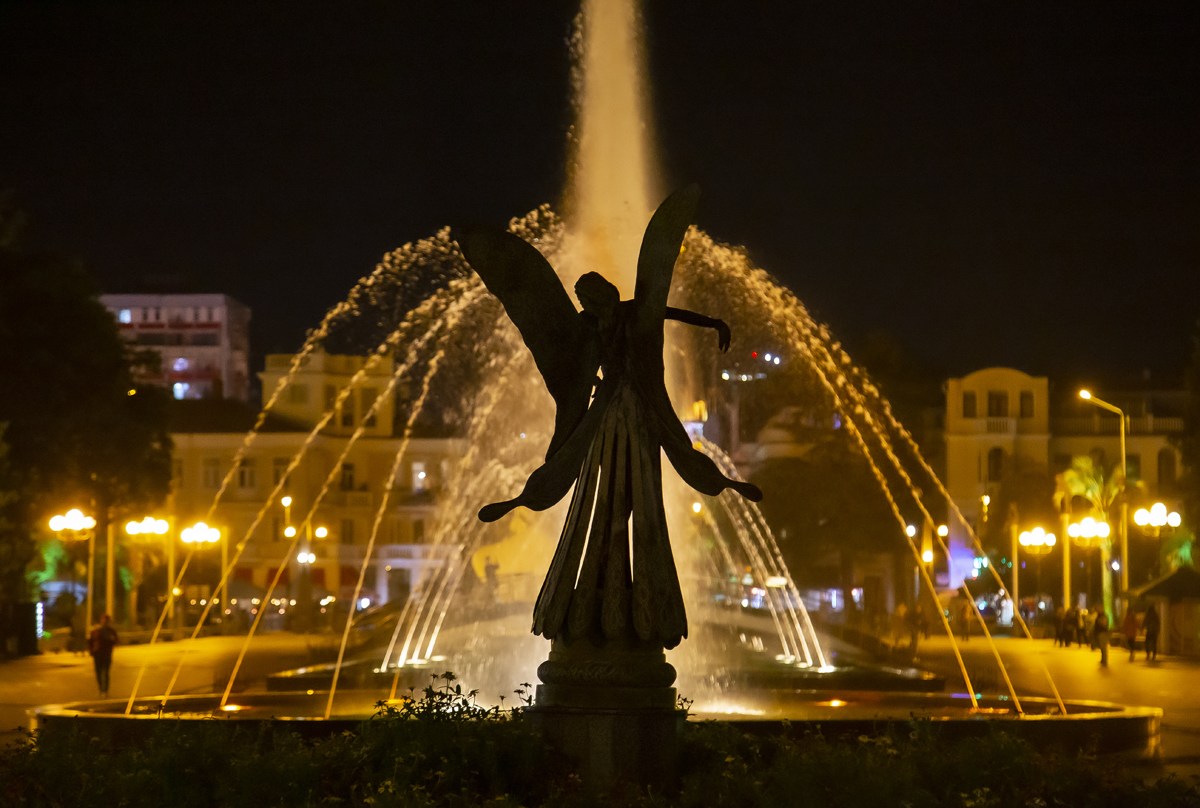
<box><xmin>986</xmin><ymin>417</ymin><xmax>1016</xmax><ymax>434</ymax></box>
<box><xmin>334</xmin><ymin>543</ymin><xmax>460</xmax><ymax>563</ymax></box>
<box><xmin>1051</xmin><ymin>416</ymin><xmax>1184</xmax><ymax>435</ymax></box>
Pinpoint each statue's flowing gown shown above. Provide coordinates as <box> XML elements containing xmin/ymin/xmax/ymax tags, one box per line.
<box><xmin>458</xmin><ymin>186</ymin><xmax>760</xmax><ymax>650</ymax></box>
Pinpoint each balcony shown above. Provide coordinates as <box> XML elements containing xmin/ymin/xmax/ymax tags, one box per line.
<box><xmin>986</xmin><ymin>417</ymin><xmax>1016</xmax><ymax>434</ymax></box>
<box><xmin>334</xmin><ymin>543</ymin><xmax>460</xmax><ymax>565</ymax></box>
<box><xmin>1051</xmin><ymin>415</ymin><xmax>1183</xmax><ymax>436</ymax></box>
<box><xmin>956</xmin><ymin>417</ymin><xmax>1018</xmax><ymax>435</ymax></box>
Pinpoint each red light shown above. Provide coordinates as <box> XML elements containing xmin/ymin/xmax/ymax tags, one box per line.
<box><xmin>751</xmin><ymin>351</ymin><xmax>757</xmax><ymax>358</ymax></box>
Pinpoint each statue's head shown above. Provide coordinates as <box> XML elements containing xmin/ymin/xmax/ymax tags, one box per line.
<box><xmin>575</xmin><ymin>272</ymin><xmax>619</xmax><ymax>316</ymax></box>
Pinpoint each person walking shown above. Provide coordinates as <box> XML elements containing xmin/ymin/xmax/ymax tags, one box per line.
<box><xmin>1094</xmin><ymin>609</ymin><xmax>1110</xmax><ymax>666</ymax></box>
<box><xmin>1121</xmin><ymin>608</ymin><xmax>1140</xmax><ymax>662</ymax></box>
<box><xmin>1143</xmin><ymin>603</ymin><xmax>1161</xmax><ymax>662</ymax></box>
<box><xmin>88</xmin><ymin>613</ymin><xmax>119</xmax><ymax>698</ymax></box>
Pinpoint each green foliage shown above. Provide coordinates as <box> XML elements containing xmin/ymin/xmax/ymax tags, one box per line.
<box><xmin>0</xmin><ymin>248</ymin><xmax>173</xmax><ymax>601</ymax></box>
<box><xmin>4</xmin><ymin>676</ymin><xmax>1199</xmax><ymax>807</ymax></box>
<box><xmin>1177</xmin><ymin>315</ymin><xmax>1200</xmax><ymax>528</ymax></box>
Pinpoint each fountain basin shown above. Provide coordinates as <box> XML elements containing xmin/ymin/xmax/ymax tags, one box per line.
<box><xmin>31</xmin><ymin>690</ymin><xmax>1159</xmax><ymax>757</ymax></box>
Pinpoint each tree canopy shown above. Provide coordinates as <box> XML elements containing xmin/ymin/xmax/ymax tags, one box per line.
<box><xmin>0</xmin><ymin>247</ymin><xmax>172</xmax><ymax>600</ymax></box>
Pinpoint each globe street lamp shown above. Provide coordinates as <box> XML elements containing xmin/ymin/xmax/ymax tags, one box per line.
<box><xmin>125</xmin><ymin>517</ymin><xmax>169</xmax><ymax>627</ymax></box>
<box><xmin>49</xmin><ymin>509</ymin><xmax>97</xmax><ymax>629</ymax></box>
<box><xmin>1067</xmin><ymin>517</ymin><xmax>1111</xmax><ymax>611</ymax></box>
<box><xmin>181</xmin><ymin>522</ymin><xmax>223</xmax><ymax>622</ymax></box>
<box><xmin>1018</xmin><ymin>527</ymin><xmax>1056</xmax><ymax>612</ymax></box>
<box><xmin>1134</xmin><ymin>502</ymin><xmax>1182</xmax><ymax>535</ymax></box>
<box><xmin>1079</xmin><ymin>390</ymin><xmax>1128</xmax><ymax>602</ymax></box>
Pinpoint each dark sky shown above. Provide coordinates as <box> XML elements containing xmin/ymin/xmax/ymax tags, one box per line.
<box><xmin>2</xmin><ymin>1</ymin><xmax>1198</xmax><ymax>386</ymax></box>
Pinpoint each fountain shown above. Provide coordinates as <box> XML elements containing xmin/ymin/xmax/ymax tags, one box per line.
<box><xmin>33</xmin><ymin>0</ymin><xmax>1158</xmax><ymax>770</ymax></box>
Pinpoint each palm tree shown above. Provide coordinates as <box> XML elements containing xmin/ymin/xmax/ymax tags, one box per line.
<box><xmin>1057</xmin><ymin>456</ymin><xmax>1123</xmax><ymax>624</ymax></box>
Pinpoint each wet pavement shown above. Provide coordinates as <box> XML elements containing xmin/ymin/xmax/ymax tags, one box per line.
<box><xmin>0</xmin><ymin>633</ymin><xmax>331</xmax><ymax>745</ymax></box>
<box><xmin>914</xmin><ymin>633</ymin><xmax>1200</xmax><ymax>779</ymax></box>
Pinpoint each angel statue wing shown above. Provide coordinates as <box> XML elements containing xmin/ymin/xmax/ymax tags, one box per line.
<box><xmin>455</xmin><ymin>227</ymin><xmax>601</xmax><ymax>519</ymax></box>
<box><xmin>628</xmin><ymin>185</ymin><xmax>763</xmax><ymax>503</ymax></box>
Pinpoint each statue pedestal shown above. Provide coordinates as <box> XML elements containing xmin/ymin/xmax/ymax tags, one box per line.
<box><xmin>525</xmin><ymin>637</ymin><xmax>684</xmax><ymax>793</ymax></box>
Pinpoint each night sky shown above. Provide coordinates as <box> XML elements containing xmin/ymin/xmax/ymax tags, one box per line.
<box><xmin>2</xmin><ymin>1</ymin><xmax>1197</xmax><ymax>388</ymax></box>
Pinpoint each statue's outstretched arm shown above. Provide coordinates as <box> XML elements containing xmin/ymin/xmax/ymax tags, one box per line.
<box><xmin>665</xmin><ymin>307</ymin><xmax>731</xmax><ymax>352</ymax></box>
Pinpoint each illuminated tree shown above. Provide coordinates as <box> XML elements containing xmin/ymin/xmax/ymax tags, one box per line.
<box><xmin>1058</xmin><ymin>455</ymin><xmax>1123</xmax><ymax>624</ymax></box>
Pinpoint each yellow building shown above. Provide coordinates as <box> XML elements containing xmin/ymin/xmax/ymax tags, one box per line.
<box><xmin>943</xmin><ymin>367</ymin><xmax>1185</xmax><ymax>588</ymax></box>
<box><xmin>163</xmin><ymin>351</ymin><xmax>464</xmax><ymax>612</ymax></box>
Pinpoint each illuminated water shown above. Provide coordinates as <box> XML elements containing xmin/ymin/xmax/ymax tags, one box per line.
<box><xmin>120</xmin><ymin>0</ymin><xmax>1060</xmax><ymax>719</ymax></box>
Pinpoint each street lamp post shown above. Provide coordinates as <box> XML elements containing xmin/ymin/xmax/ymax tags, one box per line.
<box><xmin>181</xmin><ymin>522</ymin><xmax>221</xmax><ymax>625</ymax></box>
<box><xmin>124</xmin><ymin>517</ymin><xmax>169</xmax><ymax>626</ymax></box>
<box><xmin>1018</xmin><ymin>527</ymin><xmax>1056</xmax><ymax>617</ymax></box>
<box><xmin>1079</xmin><ymin>390</ymin><xmax>1127</xmax><ymax>606</ymax></box>
<box><xmin>1067</xmin><ymin>517</ymin><xmax>1111</xmax><ymax>610</ymax></box>
<box><xmin>49</xmin><ymin>509</ymin><xmax>97</xmax><ymax>629</ymax></box>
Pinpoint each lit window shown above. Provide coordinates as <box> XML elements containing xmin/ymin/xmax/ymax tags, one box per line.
<box><xmin>173</xmin><ymin>382</ymin><xmax>190</xmax><ymax>399</ymax></box>
<box><xmin>118</xmin><ymin>309</ymin><xmax>132</xmax><ymax>323</ymax></box>
<box><xmin>412</xmin><ymin>461</ymin><xmax>426</xmax><ymax>493</ymax></box>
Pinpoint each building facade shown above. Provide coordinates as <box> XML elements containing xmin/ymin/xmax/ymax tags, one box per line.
<box><xmin>100</xmin><ymin>293</ymin><xmax>251</xmax><ymax>401</ymax></box>
<box><xmin>162</xmin><ymin>351</ymin><xmax>464</xmax><ymax>616</ymax></box>
<box><xmin>943</xmin><ymin>367</ymin><xmax>1186</xmax><ymax>588</ymax></box>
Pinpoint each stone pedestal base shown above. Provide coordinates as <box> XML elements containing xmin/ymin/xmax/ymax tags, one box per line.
<box><xmin>526</xmin><ymin>638</ymin><xmax>684</xmax><ymax>792</ymax></box>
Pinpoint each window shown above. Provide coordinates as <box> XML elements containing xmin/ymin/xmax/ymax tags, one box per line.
<box><xmin>202</xmin><ymin>458</ymin><xmax>221</xmax><ymax>489</ymax></box>
<box><xmin>412</xmin><ymin>461</ymin><xmax>427</xmax><ymax>493</ymax></box>
<box><xmin>154</xmin><ymin>307</ymin><xmax>161</xmax><ymax>322</ymax></box>
<box><xmin>1126</xmin><ymin>454</ymin><xmax>1141</xmax><ymax>483</ymax></box>
<box><xmin>324</xmin><ymin>384</ymin><xmax>337</xmax><ymax>412</ymax></box>
<box><xmin>192</xmin><ymin>306</ymin><xmax>200</xmax><ymax>322</ymax></box>
<box><xmin>272</xmin><ymin>458</ymin><xmax>290</xmax><ymax>487</ymax></box>
<box><xmin>271</xmin><ymin>516</ymin><xmax>282</xmax><ymax>543</ymax></box>
<box><xmin>141</xmin><ymin>307</ymin><xmax>150</xmax><ymax>322</ymax></box>
<box><xmin>287</xmin><ymin>384</ymin><xmax>308</xmax><ymax>405</ymax></box>
<box><xmin>118</xmin><ymin>309</ymin><xmax>132</xmax><ymax>323</ymax></box>
<box><xmin>340</xmin><ymin>463</ymin><xmax>355</xmax><ymax>491</ymax></box>
<box><xmin>413</xmin><ymin>519</ymin><xmax>425</xmax><ymax>543</ymax></box>
<box><xmin>238</xmin><ymin>458</ymin><xmax>256</xmax><ymax>489</ymax></box>
<box><xmin>171</xmin><ymin>458</ymin><xmax>183</xmax><ymax>487</ymax></box>
<box><xmin>987</xmin><ymin>391</ymin><xmax>1009</xmax><ymax>418</ymax></box>
<box><xmin>341</xmin><ymin>518</ymin><xmax>355</xmax><ymax>545</ymax></box>
<box><xmin>361</xmin><ymin>388</ymin><xmax>378</xmax><ymax>427</ymax></box>
<box><xmin>1019</xmin><ymin>391</ymin><xmax>1034</xmax><ymax>418</ymax></box>
<box><xmin>962</xmin><ymin>391</ymin><xmax>977</xmax><ymax>418</ymax></box>
<box><xmin>1159</xmin><ymin>449</ymin><xmax>1178</xmax><ymax>490</ymax></box>
<box><xmin>987</xmin><ymin>447</ymin><xmax>1004</xmax><ymax>482</ymax></box>
<box><xmin>173</xmin><ymin>382</ymin><xmax>190</xmax><ymax>400</ymax></box>
<box><xmin>206</xmin><ymin>306</ymin><xmax>214</xmax><ymax>321</ymax></box>
<box><xmin>340</xmin><ymin>388</ymin><xmax>354</xmax><ymax>427</ymax></box>
<box><xmin>189</xmin><ymin>333</ymin><xmax>218</xmax><ymax>346</ymax></box>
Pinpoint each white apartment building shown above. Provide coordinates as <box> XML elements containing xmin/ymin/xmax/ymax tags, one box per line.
<box><xmin>100</xmin><ymin>293</ymin><xmax>251</xmax><ymax>402</ymax></box>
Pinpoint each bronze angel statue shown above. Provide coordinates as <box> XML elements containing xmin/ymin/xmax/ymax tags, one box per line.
<box><xmin>456</xmin><ymin>186</ymin><xmax>761</xmax><ymax>652</ymax></box>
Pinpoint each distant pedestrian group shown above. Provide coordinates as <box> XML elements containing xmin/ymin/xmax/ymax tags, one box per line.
<box><xmin>1056</xmin><ymin>603</ymin><xmax>1160</xmax><ymax>666</ymax></box>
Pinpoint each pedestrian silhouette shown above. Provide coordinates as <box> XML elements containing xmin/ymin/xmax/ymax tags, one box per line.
<box><xmin>88</xmin><ymin>613</ymin><xmax>119</xmax><ymax>697</ymax></box>
<box><xmin>1143</xmin><ymin>603</ymin><xmax>1160</xmax><ymax>661</ymax></box>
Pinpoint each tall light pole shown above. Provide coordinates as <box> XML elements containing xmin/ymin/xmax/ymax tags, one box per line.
<box><xmin>49</xmin><ymin>510</ymin><xmax>97</xmax><ymax>628</ymax></box>
<box><xmin>1080</xmin><ymin>390</ymin><xmax>1127</xmax><ymax>606</ymax></box>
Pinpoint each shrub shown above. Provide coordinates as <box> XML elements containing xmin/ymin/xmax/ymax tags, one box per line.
<box><xmin>2</xmin><ymin>675</ymin><xmax>1198</xmax><ymax>807</ymax></box>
